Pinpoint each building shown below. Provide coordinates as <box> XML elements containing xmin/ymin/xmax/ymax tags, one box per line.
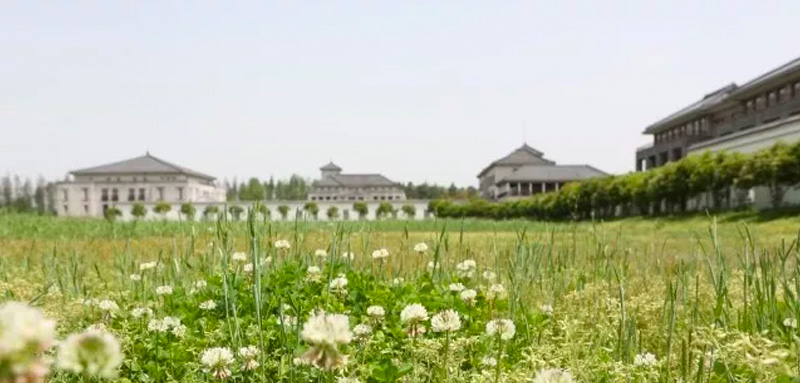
<box><xmin>55</xmin><ymin>153</ymin><xmax>226</xmax><ymax>218</ymax></box>
<box><xmin>635</xmin><ymin>56</ymin><xmax>800</xmax><ymax>171</ymax></box>
<box><xmin>478</xmin><ymin>144</ymin><xmax>606</xmax><ymax>200</ymax></box>
<box><xmin>308</xmin><ymin>162</ymin><xmax>406</xmax><ymax>202</ymax></box>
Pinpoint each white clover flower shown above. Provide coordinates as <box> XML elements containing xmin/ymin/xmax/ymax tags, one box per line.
<box><xmin>482</xmin><ymin>271</ymin><xmax>497</xmax><ymax>281</ymax></box>
<box><xmin>238</xmin><ymin>345</ymin><xmax>260</xmax><ymax>371</ymax></box>
<box><xmin>456</xmin><ymin>260</ymin><xmax>477</xmax><ymax>278</ymax></box>
<box><xmin>147</xmin><ymin>319</ymin><xmax>169</xmax><ymax>333</ymax></box>
<box><xmin>449</xmin><ymin>283</ymin><xmax>465</xmax><ymax>292</ymax></box>
<box><xmin>278</xmin><ymin>315</ymin><xmax>297</xmax><ymax>328</ymax></box>
<box><xmin>460</xmin><ymin>289</ymin><xmax>478</xmax><ymax>305</ymax></box>
<box><xmin>315</xmin><ymin>249</ymin><xmax>329</xmax><ymax>258</ymax></box>
<box><xmin>243</xmin><ymin>263</ymin><xmax>254</xmax><ymax>273</ymax></box>
<box><xmin>337</xmin><ymin>377</ymin><xmax>361</xmax><ymax>383</ymax></box>
<box><xmin>485</xmin><ymin>284</ymin><xmax>508</xmax><ymax>301</ymax></box>
<box><xmin>784</xmin><ymin>317</ymin><xmax>797</xmax><ymax>329</ymax></box>
<box><xmin>200</xmin><ymin>347</ymin><xmax>235</xmax><ymax>380</ymax></box>
<box><xmin>371</xmin><ymin>248</ymin><xmax>390</xmax><ymax>260</ymax></box>
<box><xmin>231</xmin><ymin>252</ymin><xmax>248</xmax><ymax>263</ymax></box>
<box><xmin>162</xmin><ymin>316</ymin><xmax>181</xmax><ymax>328</ymax></box>
<box><xmin>195</xmin><ymin>280</ymin><xmax>208</xmax><ymax>289</ymax></box>
<box><xmin>353</xmin><ymin>323</ymin><xmax>372</xmax><ymax>342</ymax></box>
<box><xmin>391</xmin><ymin>277</ymin><xmax>404</xmax><ymax>286</ymax></box>
<box><xmin>540</xmin><ymin>304</ymin><xmax>554</xmax><ymax>316</ymax></box>
<box><xmin>307</xmin><ymin>266</ymin><xmax>322</xmax><ymax>282</ymax></box>
<box><xmin>131</xmin><ymin>307</ymin><xmax>153</xmax><ymax>318</ymax></box>
<box><xmin>633</xmin><ymin>352</ymin><xmax>657</xmax><ymax>367</ymax></box>
<box><xmin>366</xmin><ymin>305</ymin><xmax>385</xmax><ymax>318</ymax></box>
<box><xmin>533</xmin><ymin>368</ymin><xmax>574</xmax><ymax>383</ymax></box>
<box><xmin>155</xmin><ymin>285</ymin><xmax>173</xmax><ymax>296</ymax></box>
<box><xmin>341</xmin><ymin>252</ymin><xmax>355</xmax><ymax>261</ymax></box>
<box><xmin>400</xmin><ymin>303</ymin><xmax>428</xmax><ymax>337</ymax></box>
<box><xmin>139</xmin><ymin>261</ymin><xmax>158</xmax><ymax>271</ymax></box>
<box><xmin>129</xmin><ymin>274</ymin><xmax>142</xmax><ymax>282</ymax></box>
<box><xmin>200</xmin><ymin>300</ymin><xmax>218</xmax><ymax>310</ymax></box>
<box><xmin>329</xmin><ymin>274</ymin><xmax>348</xmax><ymax>294</ymax></box>
<box><xmin>97</xmin><ymin>299</ymin><xmax>119</xmax><ymax>313</ymax></box>
<box><xmin>413</xmin><ymin>243</ymin><xmax>429</xmax><ymax>253</ymax></box>
<box><xmin>56</xmin><ymin>328</ymin><xmax>123</xmax><ymax>379</ymax></box>
<box><xmin>481</xmin><ymin>356</ymin><xmax>497</xmax><ymax>367</ymax></box>
<box><xmin>0</xmin><ymin>301</ymin><xmax>57</xmax><ymax>366</ymax></box>
<box><xmin>431</xmin><ymin>309</ymin><xmax>461</xmax><ymax>333</ymax></box>
<box><xmin>274</xmin><ymin>239</ymin><xmax>291</xmax><ymax>249</ymax></box>
<box><xmin>486</xmin><ymin>319</ymin><xmax>515</xmax><ymax>340</ymax></box>
<box><xmin>171</xmin><ymin>324</ymin><xmax>187</xmax><ymax>338</ymax></box>
<box><xmin>300</xmin><ymin>312</ymin><xmax>352</xmax><ymax>370</ymax></box>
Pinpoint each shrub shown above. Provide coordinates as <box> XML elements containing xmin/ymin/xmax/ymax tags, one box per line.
<box><xmin>103</xmin><ymin>206</ymin><xmax>122</xmax><ymax>222</ymax></box>
<box><xmin>303</xmin><ymin>202</ymin><xmax>319</xmax><ymax>220</ymax></box>
<box><xmin>229</xmin><ymin>205</ymin><xmax>244</xmax><ymax>220</ymax></box>
<box><xmin>353</xmin><ymin>202</ymin><xmax>368</xmax><ymax>219</ymax></box>
<box><xmin>180</xmin><ymin>202</ymin><xmax>196</xmax><ymax>221</ymax></box>
<box><xmin>277</xmin><ymin>205</ymin><xmax>290</xmax><ymax>220</ymax></box>
<box><xmin>326</xmin><ymin>206</ymin><xmax>339</xmax><ymax>220</ymax></box>
<box><xmin>131</xmin><ymin>203</ymin><xmax>147</xmax><ymax>220</ymax></box>
<box><xmin>401</xmin><ymin>204</ymin><xmax>416</xmax><ymax>219</ymax></box>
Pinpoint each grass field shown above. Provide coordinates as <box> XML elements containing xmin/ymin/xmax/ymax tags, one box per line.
<box><xmin>1</xmin><ymin>212</ymin><xmax>800</xmax><ymax>382</ymax></box>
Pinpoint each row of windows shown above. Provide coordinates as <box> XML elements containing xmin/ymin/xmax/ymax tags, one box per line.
<box><xmin>310</xmin><ymin>195</ymin><xmax>404</xmax><ymax>201</ymax></box>
<box><xmin>744</xmin><ymin>81</ymin><xmax>800</xmax><ymax>113</ymax></box>
<box><xmin>64</xmin><ymin>187</ymin><xmax>187</xmax><ymax>202</ymax></box>
<box><xmin>654</xmin><ymin>118</ymin><xmax>710</xmax><ymax>144</ymax></box>
<box><xmin>315</xmin><ymin>186</ymin><xmax>398</xmax><ymax>192</ymax></box>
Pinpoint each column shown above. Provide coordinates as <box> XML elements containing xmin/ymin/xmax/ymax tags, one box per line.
<box><xmin>541</xmin><ymin>183</ymin><xmax>546</xmax><ymax>193</ymax></box>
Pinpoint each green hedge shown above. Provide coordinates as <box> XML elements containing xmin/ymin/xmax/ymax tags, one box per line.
<box><xmin>431</xmin><ymin>139</ymin><xmax>800</xmax><ymax>220</ymax></box>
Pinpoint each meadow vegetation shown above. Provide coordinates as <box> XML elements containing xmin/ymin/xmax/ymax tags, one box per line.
<box><xmin>2</xmin><ymin>212</ymin><xmax>800</xmax><ymax>382</ymax></box>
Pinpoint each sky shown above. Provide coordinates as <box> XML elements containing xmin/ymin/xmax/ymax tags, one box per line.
<box><xmin>2</xmin><ymin>1</ymin><xmax>800</xmax><ymax>187</ymax></box>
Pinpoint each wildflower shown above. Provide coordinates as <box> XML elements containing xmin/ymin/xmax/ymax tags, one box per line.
<box><xmin>431</xmin><ymin>309</ymin><xmax>461</xmax><ymax>333</ymax></box>
<box><xmin>300</xmin><ymin>312</ymin><xmax>352</xmax><ymax>370</ymax></box>
<box><xmin>274</xmin><ymin>239</ymin><xmax>291</xmax><ymax>249</ymax></box>
<box><xmin>307</xmin><ymin>266</ymin><xmax>322</xmax><ymax>282</ymax></box>
<box><xmin>341</xmin><ymin>252</ymin><xmax>355</xmax><ymax>261</ymax></box>
<box><xmin>129</xmin><ymin>274</ymin><xmax>142</xmax><ymax>282</ymax></box>
<box><xmin>353</xmin><ymin>324</ymin><xmax>372</xmax><ymax>342</ymax></box>
<box><xmin>97</xmin><ymin>299</ymin><xmax>119</xmax><ymax>314</ymax></box>
<box><xmin>238</xmin><ymin>346</ymin><xmax>260</xmax><ymax>371</ymax></box>
<box><xmin>56</xmin><ymin>328</ymin><xmax>123</xmax><ymax>379</ymax></box>
<box><xmin>455</xmin><ymin>259</ymin><xmax>477</xmax><ymax>278</ymax></box>
<box><xmin>427</xmin><ymin>261</ymin><xmax>440</xmax><ymax>271</ymax></box>
<box><xmin>131</xmin><ymin>307</ymin><xmax>153</xmax><ymax>318</ymax></box>
<box><xmin>533</xmin><ymin>368</ymin><xmax>573</xmax><ymax>383</ymax></box>
<box><xmin>231</xmin><ymin>252</ymin><xmax>248</xmax><ymax>263</ymax></box>
<box><xmin>171</xmin><ymin>324</ymin><xmax>187</xmax><ymax>338</ymax></box>
<box><xmin>784</xmin><ymin>317</ymin><xmax>797</xmax><ymax>329</ymax></box>
<box><xmin>243</xmin><ymin>263</ymin><xmax>254</xmax><ymax>273</ymax></box>
<box><xmin>139</xmin><ymin>261</ymin><xmax>158</xmax><ymax>271</ymax></box>
<box><xmin>460</xmin><ymin>289</ymin><xmax>478</xmax><ymax>305</ymax></box>
<box><xmin>315</xmin><ymin>249</ymin><xmax>329</xmax><ymax>258</ymax></box>
<box><xmin>200</xmin><ymin>300</ymin><xmax>217</xmax><ymax>310</ymax></box>
<box><xmin>366</xmin><ymin>305</ymin><xmax>385</xmax><ymax>319</ymax></box>
<box><xmin>482</xmin><ymin>270</ymin><xmax>497</xmax><ymax>281</ymax></box>
<box><xmin>155</xmin><ymin>285</ymin><xmax>173</xmax><ymax>296</ymax></box>
<box><xmin>338</xmin><ymin>377</ymin><xmax>361</xmax><ymax>383</ymax></box>
<box><xmin>481</xmin><ymin>356</ymin><xmax>497</xmax><ymax>367</ymax></box>
<box><xmin>485</xmin><ymin>284</ymin><xmax>508</xmax><ymax>301</ymax></box>
<box><xmin>486</xmin><ymin>319</ymin><xmax>515</xmax><ymax>340</ymax></box>
<box><xmin>195</xmin><ymin>280</ymin><xmax>208</xmax><ymax>289</ymax></box>
<box><xmin>413</xmin><ymin>243</ymin><xmax>429</xmax><ymax>254</ymax></box>
<box><xmin>0</xmin><ymin>302</ymin><xmax>57</xmax><ymax>382</ymax></box>
<box><xmin>278</xmin><ymin>315</ymin><xmax>297</xmax><ymax>328</ymax></box>
<box><xmin>449</xmin><ymin>283</ymin><xmax>465</xmax><ymax>292</ymax></box>
<box><xmin>200</xmin><ymin>347</ymin><xmax>235</xmax><ymax>380</ymax></box>
<box><xmin>540</xmin><ymin>304</ymin><xmax>554</xmax><ymax>316</ymax></box>
<box><xmin>162</xmin><ymin>316</ymin><xmax>181</xmax><ymax>328</ymax></box>
<box><xmin>391</xmin><ymin>277</ymin><xmax>404</xmax><ymax>286</ymax></box>
<box><xmin>147</xmin><ymin>319</ymin><xmax>169</xmax><ymax>333</ymax></box>
<box><xmin>400</xmin><ymin>303</ymin><xmax>428</xmax><ymax>337</ymax></box>
<box><xmin>371</xmin><ymin>248</ymin><xmax>390</xmax><ymax>260</ymax></box>
<box><xmin>329</xmin><ymin>274</ymin><xmax>348</xmax><ymax>295</ymax></box>
<box><xmin>633</xmin><ymin>352</ymin><xmax>657</xmax><ymax>367</ymax></box>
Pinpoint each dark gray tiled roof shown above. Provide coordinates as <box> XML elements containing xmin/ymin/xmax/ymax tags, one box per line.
<box><xmin>498</xmin><ymin>164</ymin><xmax>606</xmax><ymax>183</ymax></box>
<box><xmin>478</xmin><ymin>144</ymin><xmax>555</xmax><ymax>177</ymax></box>
<box><xmin>320</xmin><ymin>162</ymin><xmax>342</xmax><ymax>171</ymax></box>
<box><xmin>71</xmin><ymin>153</ymin><xmax>215</xmax><ymax>181</ymax></box>
<box><xmin>643</xmin><ymin>84</ymin><xmax>736</xmax><ymax>134</ymax></box>
<box><xmin>730</xmin><ymin>56</ymin><xmax>800</xmax><ymax>97</ymax></box>
<box><xmin>313</xmin><ymin>174</ymin><xmax>398</xmax><ymax>188</ymax></box>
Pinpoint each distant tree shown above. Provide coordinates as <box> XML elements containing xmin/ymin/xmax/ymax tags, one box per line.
<box><xmin>103</xmin><ymin>206</ymin><xmax>122</xmax><ymax>222</ymax></box>
<box><xmin>203</xmin><ymin>205</ymin><xmax>219</xmax><ymax>220</ymax></box>
<box><xmin>153</xmin><ymin>202</ymin><xmax>172</xmax><ymax>219</ymax></box>
<box><xmin>34</xmin><ymin>176</ymin><xmax>47</xmax><ymax>214</ymax></box>
<box><xmin>131</xmin><ymin>203</ymin><xmax>148</xmax><ymax>220</ymax></box>
<box><xmin>229</xmin><ymin>205</ymin><xmax>244</xmax><ymax>220</ymax></box>
<box><xmin>326</xmin><ymin>206</ymin><xmax>339</xmax><ymax>220</ymax></box>
<box><xmin>401</xmin><ymin>204</ymin><xmax>416</xmax><ymax>219</ymax></box>
<box><xmin>304</xmin><ymin>202</ymin><xmax>319</xmax><ymax>220</ymax></box>
<box><xmin>180</xmin><ymin>202</ymin><xmax>196</xmax><ymax>221</ymax></box>
<box><xmin>1</xmin><ymin>175</ymin><xmax>12</xmax><ymax>207</ymax></box>
<box><xmin>277</xmin><ymin>205</ymin><xmax>290</xmax><ymax>220</ymax></box>
<box><xmin>376</xmin><ymin>202</ymin><xmax>393</xmax><ymax>219</ymax></box>
<box><xmin>239</xmin><ymin>177</ymin><xmax>266</xmax><ymax>201</ymax></box>
<box><xmin>353</xmin><ymin>202</ymin><xmax>369</xmax><ymax>219</ymax></box>
<box><xmin>265</xmin><ymin>177</ymin><xmax>276</xmax><ymax>200</ymax></box>
<box><xmin>257</xmin><ymin>204</ymin><xmax>271</xmax><ymax>220</ymax></box>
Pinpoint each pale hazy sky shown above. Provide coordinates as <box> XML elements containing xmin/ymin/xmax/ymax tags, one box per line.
<box><xmin>2</xmin><ymin>1</ymin><xmax>799</xmax><ymax>186</ymax></box>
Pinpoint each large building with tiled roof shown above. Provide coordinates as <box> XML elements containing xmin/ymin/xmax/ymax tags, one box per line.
<box><xmin>56</xmin><ymin>153</ymin><xmax>225</xmax><ymax>218</ymax></box>
<box><xmin>478</xmin><ymin>144</ymin><xmax>606</xmax><ymax>201</ymax></box>
<box><xmin>309</xmin><ymin>162</ymin><xmax>406</xmax><ymax>202</ymax></box>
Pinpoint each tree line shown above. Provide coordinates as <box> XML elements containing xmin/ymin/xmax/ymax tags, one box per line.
<box><xmin>430</xmin><ymin>139</ymin><xmax>800</xmax><ymax>220</ymax></box>
<box><xmin>0</xmin><ymin>174</ymin><xmax>55</xmax><ymax>214</ymax></box>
